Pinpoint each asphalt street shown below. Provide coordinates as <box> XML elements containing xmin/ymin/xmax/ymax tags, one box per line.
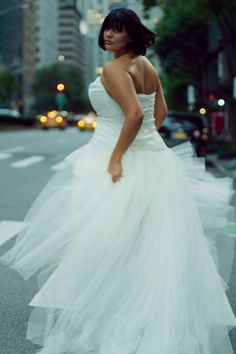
<box><xmin>0</xmin><ymin>127</ymin><xmax>93</xmax><ymax>354</ymax></box>
<box><xmin>0</xmin><ymin>128</ymin><xmax>235</xmax><ymax>353</ymax></box>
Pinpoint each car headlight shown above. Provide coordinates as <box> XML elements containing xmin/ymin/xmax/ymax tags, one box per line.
<box><xmin>47</xmin><ymin>110</ymin><xmax>57</xmax><ymax>118</ymax></box>
<box><xmin>78</xmin><ymin>120</ymin><xmax>85</xmax><ymax>127</ymax></box>
<box><xmin>40</xmin><ymin>116</ymin><xmax>47</xmax><ymax>123</ymax></box>
<box><xmin>92</xmin><ymin>121</ymin><xmax>97</xmax><ymax>128</ymax></box>
<box><xmin>56</xmin><ymin>116</ymin><xmax>63</xmax><ymax>123</ymax></box>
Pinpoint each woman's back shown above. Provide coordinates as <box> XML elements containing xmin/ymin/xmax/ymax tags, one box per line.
<box><xmin>101</xmin><ymin>55</ymin><xmax>158</xmax><ymax>95</ymax></box>
<box><xmin>101</xmin><ymin>54</ymin><xmax>167</xmax><ymax>131</ymax></box>
<box><xmin>89</xmin><ymin>75</ymin><xmax>168</xmax><ymax>152</ymax></box>
<box><xmin>126</xmin><ymin>55</ymin><xmax>158</xmax><ymax>95</ymax></box>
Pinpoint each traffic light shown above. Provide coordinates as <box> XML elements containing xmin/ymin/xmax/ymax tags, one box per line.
<box><xmin>56</xmin><ymin>83</ymin><xmax>65</xmax><ymax>92</ymax></box>
<box><xmin>208</xmin><ymin>93</ymin><xmax>215</xmax><ymax>102</ymax></box>
<box><xmin>55</xmin><ymin>83</ymin><xmax>67</xmax><ymax>110</ymax></box>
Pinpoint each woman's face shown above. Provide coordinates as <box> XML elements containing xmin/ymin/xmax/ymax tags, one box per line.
<box><xmin>103</xmin><ymin>26</ymin><xmax>131</xmax><ymax>53</ymax></box>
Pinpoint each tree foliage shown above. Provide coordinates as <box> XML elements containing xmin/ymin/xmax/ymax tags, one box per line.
<box><xmin>32</xmin><ymin>64</ymin><xmax>90</xmax><ymax>113</ymax></box>
<box><xmin>201</xmin><ymin>0</ymin><xmax>236</xmax><ymax>76</ymax></box>
<box><xmin>143</xmin><ymin>0</ymin><xmax>236</xmax><ymax>145</ymax></box>
<box><xmin>0</xmin><ymin>70</ymin><xmax>17</xmax><ymax>106</ymax></box>
<box><xmin>144</xmin><ymin>0</ymin><xmax>210</xmax><ymax>109</ymax></box>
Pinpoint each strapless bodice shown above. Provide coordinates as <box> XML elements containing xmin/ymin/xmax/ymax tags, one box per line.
<box><xmin>88</xmin><ymin>77</ymin><xmax>167</xmax><ymax>151</ymax></box>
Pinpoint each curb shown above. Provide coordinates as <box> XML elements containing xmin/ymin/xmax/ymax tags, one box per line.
<box><xmin>0</xmin><ymin>125</ymin><xmax>40</xmax><ymax>131</ymax></box>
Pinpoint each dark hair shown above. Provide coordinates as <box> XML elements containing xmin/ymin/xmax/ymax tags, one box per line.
<box><xmin>98</xmin><ymin>8</ymin><xmax>156</xmax><ymax>56</ymax></box>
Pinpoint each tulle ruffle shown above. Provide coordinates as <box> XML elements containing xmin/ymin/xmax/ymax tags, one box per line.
<box><xmin>0</xmin><ymin>139</ymin><xmax>235</xmax><ymax>354</ymax></box>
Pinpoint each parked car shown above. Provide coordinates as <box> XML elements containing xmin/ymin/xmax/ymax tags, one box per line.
<box><xmin>77</xmin><ymin>112</ymin><xmax>97</xmax><ymax>131</ymax></box>
<box><xmin>0</xmin><ymin>108</ymin><xmax>21</xmax><ymax>118</ymax></box>
<box><xmin>38</xmin><ymin>110</ymin><xmax>67</xmax><ymax>129</ymax></box>
<box><xmin>159</xmin><ymin>112</ymin><xmax>208</xmax><ymax>155</ymax></box>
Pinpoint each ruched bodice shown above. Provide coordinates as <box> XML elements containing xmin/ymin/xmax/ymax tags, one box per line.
<box><xmin>88</xmin><ymin>77</ymin><xmax>167</xmax><ymax>151</ymax></box>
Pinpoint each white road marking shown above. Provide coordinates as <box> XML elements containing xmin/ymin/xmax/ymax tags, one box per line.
<box><xmin>1</xmin><ymin>146</ymin><xmax>25</xmax><ymax>153</ymax></box>
<box><xmin>0</xmin><ymin>220</ymin><xmax>29</xmax><ymax>246</ymax></box>
<box><xmin>0</xmin><ymin>152</ymin><xmax>12</xmax><ymax>160</ymax></box>
<box><xmin>11</xmin><ymin>156</ymin><xmax>45</xmax><ymax>168</ymax></box>
<box><xmin>51</xmin><ymin>160</ymin><xmax>68</xmax><ymax>171</ymax></box>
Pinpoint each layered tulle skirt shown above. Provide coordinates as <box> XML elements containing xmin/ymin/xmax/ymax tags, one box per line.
<box><xmin>0</xmin><ymin>137</ymin><xmax>236</xmax><ymax>354</ymax></box>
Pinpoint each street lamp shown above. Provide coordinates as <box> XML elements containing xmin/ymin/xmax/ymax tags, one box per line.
<box><xmin>199</xmin><ymin>107</ymin><xmax>207</xmax><ymax>115</ymax></box>
<box><xmin>55</xmin><ymin>83</ymin><xmax>67</xmax><ymax>111</ymax></box>
<box><xmin>57</xmin><ymin>83</ymin><xmax>65</xmax><ymax>92</ymax></box>
<box><xmin>58</xmin><ymin>54</ymin><xmax>65</xmax><ymax>63</ymax></box>
<box><xmin>218</xmin><ymin>99</ymin><xmax>225</xmax><ymax>107</ymax></box>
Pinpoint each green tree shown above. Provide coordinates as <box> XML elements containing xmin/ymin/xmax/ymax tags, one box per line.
<box><xmin>0</xmin><ymin>70</ymin><xmax>17</xmax><ymax>106</ymax></box>
<box><xmin>143</xmin><ymin>0</ymin><xmax>236</xmax><ymax>146</ymax></box>
<box><xmin>202</xmin><ymin>0</ymin><xmax>236</xmax><ymax>76</ymax></box>
<box><xmin>155</xmin><ymin>3</ymin><xmax>209</xmax><ymax>110</ymax></box>
<box><xmin>32</xmin><ymin>64</ymin><xmax>90</xmax><ymax>113</ymax></box>
<box><xmin>144</xmin><ymin>0</ymin><xmax>236</xmax><ymax>77</ymax></box>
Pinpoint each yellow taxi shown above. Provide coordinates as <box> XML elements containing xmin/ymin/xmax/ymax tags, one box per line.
<box><xmin>39</xmin><ymin>110</ymin><xmax>67</xmax><ymax>129</ymax></box>
<box><xmin>77</xmin><ymin>112</ymin><xmax>97</xmax><ymax>130</ymax></box>
<box><xmin>173</xmin><ymin>130</ymin><xmax>187</xmax><ymax>139</ymax></box>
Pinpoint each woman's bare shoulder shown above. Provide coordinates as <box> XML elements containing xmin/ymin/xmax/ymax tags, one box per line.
<box><xmin>103</xmin><ymin>57</ymin><xmax>128</xmax><ymax>72</ymax></box>
<box><xmin>103</xmin><ymin>55</ymin><xmax>156</xmax><ymax>73</ymax></box>
<box><xmin>102</xmin><ymin>59</ymin><xmax>130</xmax><ymax>84</ymax></box>
<box><xmin>138</xmin><ymin>55</ymin><xmax>158</xmax><ymax>72</ymax></box>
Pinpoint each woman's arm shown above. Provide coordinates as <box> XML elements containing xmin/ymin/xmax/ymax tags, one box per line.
<box><xmin>154</xmin><ymin>74</ymin><xmax>168</xmax><ymax>130</ymax></box>
<box><xmin>102</xmin><ymin>62</ymin><xmax>144</xmax><ymax>182</ymax></box>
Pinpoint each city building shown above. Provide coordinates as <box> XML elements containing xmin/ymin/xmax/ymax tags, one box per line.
<box><xmin>22</xmin><ymin>2</ymin><xmax>36</xmax><ymax>113</ymax></box>
<box><xmin>0</xmin><ymin>1</ymin><xmax>147</xmax><ymax>112</ymax></box>
<box><xmin>35</xmin><ymin>0</ymin><xmax>59</xmax><ymax>68</ymax></box>
<box><xmin>109</xmin><ymin>0</ymin><xmax>143</xmax><ymax>16</ymax></box>
<box><xmin>0</xmin><ymin>0</ymin><xmax>36</xmax><ymax>113</ymax></box>
<box><xmin>58</xmin><ymin>0</ymin><xmax>86</xmax><ymax>79</ymax></box>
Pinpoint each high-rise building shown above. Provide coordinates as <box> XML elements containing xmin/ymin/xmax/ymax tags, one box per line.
<box><xmin>106</xmin><ymin>0</ymin><xmax>143</xmax><ymax>15</ymax></box>
<box><xmin>0</xmin><ymin>1</ymin><xmax>36</xmax><ymax>113</ymax></box>
<box><xmin>35</xmin><ymin>0</ymin><xmax>59</xmax><ymax>68</ymax></box>
<box><xmin>58</xmin><ymin>0</ymin><xmax>85</xmax><ymax>79</ymax></box>
<box><xmin>22</xmin><ymin>3</ymin><xmax>36</xmax><ymax>113</ymax></box>
<box><xmin>0</xmin><ymin>1</ymin><xmax>148</xmax><ymax>112</ymax></box>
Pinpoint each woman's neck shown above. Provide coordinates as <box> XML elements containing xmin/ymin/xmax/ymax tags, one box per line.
<box><xmin>113</xmin><ymin>49</ymin><xmax>135</xmax><ymax>59</ymax></box>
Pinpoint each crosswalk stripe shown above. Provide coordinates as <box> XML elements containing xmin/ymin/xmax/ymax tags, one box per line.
<box><xmin>0</xmin><ymin>220</ymin><xmax>29</xmax><ymax>246</ymax></box>
<box><xmin>51</xmin><ymin>160</ymin><xmax>68</xmax><ymax>171</ymax></box>
<box><xmin>11</xmin><ymin>156</ymin><xmax>45</xmax><ymax>168</ymax></box>
<box><xmin>0</xmin><ymin>153</ymin><xmax>12</xmax><ymax>160</ymax></box>
<box><xmin>1</xmin><ymin>146</ymin><xmax>25</xmax><ymax>153</ymax></box>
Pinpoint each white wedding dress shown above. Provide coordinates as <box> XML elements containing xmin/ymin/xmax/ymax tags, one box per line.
<box><xmin>0</xmin><ymin>76</ymin><xmax>236</xmax><ymax>354</ymax></box>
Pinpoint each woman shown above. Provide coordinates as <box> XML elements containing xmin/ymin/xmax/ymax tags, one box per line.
<box><xmin>0</xmin><ymin>8</ymin><xmax>236</xmax><ymax>354</ymax></box>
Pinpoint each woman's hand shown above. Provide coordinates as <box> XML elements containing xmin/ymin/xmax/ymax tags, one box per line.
<box><xmin>108</xmin><ymin>159</ymin><xmax>123</xmax><ymax>183</ymax></box>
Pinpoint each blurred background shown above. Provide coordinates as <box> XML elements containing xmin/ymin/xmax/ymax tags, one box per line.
<box><xmin>0</xmin><ymin>0</ymin><xmax>235</xmax><ymax>160</ymax></box>
<box><xmin>0</xmin><ymin>0</ymin><xmax>235</xmax><ymax>153</ymax></box>
<box><xmin>0</xmin><ymin>0</ymin><xmax>146</xmax><ymax>116</ymax></box>
<box><xmin>0</xmin><ymin>1</ymin><xmax>234</xmax><ymax>142</ymax></box>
